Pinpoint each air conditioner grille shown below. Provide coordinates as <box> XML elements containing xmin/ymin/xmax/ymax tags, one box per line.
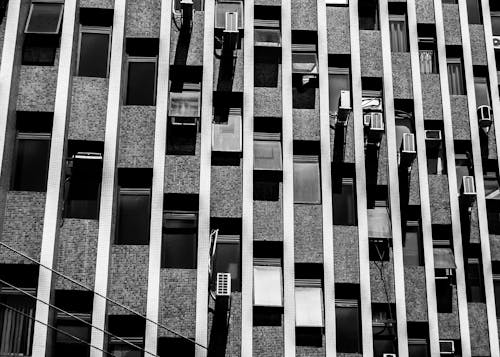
<box><xmin>216</xmin><ymin>273</ymin><xmax>231</xmax><ymax>296</ymax></box>
<box><xmin>462</xmin><ymin>176</ymin><xmax>476</xmax><ymax>195</ymax></box>
<box><xmin>370</xmin><ymin>113</ymin><xmax>384</xmax><ymax>130</ymax></box>
<box><xmin>424</xmin><ymin>129</ymin><xmax>442</xmax><ymax>140</ymax></box>
<box><xmin>402</xmin><ymin>133</ymin><xmax>416</xmax><ymax>153</ymax></box>
<box><xmin>225</xmin><ymin>12</ymin><xmax>238</xmax><ymax>33</ymax></box>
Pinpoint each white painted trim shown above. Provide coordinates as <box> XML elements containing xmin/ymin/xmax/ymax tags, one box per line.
<box><xmin>433</xmin><ymin>0</ymin><xmax>472</xmax><ymax>355</ymax></box>
<box><xmin>195</xmin><ymin>0</ymin><xmax>215</xmax><ymax>354</ymax></box>
<box><xmin>349</xmin><ymin>0</ymin><xmax>374</xmax><ymax>354</ymax></box>
<box><xmin>144</xmin><ymin>0</ymin><xmax>173</xmax><ymax>353</ymax></box>
<box><xmin>31</xmin><ymin>0</ymin><xmax>77</xmax><ymax>355</ymax></box>
<box><xmin>241</xmin><ymin>0</ymin><xmax>254</xmax><ymax>354</ymax></box>
<box><xmin>281</xmin><ymin>0</ymin><xmax>295</xmax><ymax>355</ymax></box>
<box><xmin>90</xmin><ymin>1</ymin><xmax>127</xmax><ymax>355</ymax></box>
<box><xmin>378</xmin><ymin>0</ymin><xmax>409</xmax><ymax>355</ymax></box>
<box><xmin>406</xmin><ymin>0</ymin><xmax>440</xmax><ymax>354</ymax></box>
<box><xmin>457</xmin><ymin>2</ymin><xmax>500</xmax><ymax>356</ymax></box>
<box><xmin>317</xmin><ymin>0</ymin><xmax>336</xmax><ymax>356</ymax></box>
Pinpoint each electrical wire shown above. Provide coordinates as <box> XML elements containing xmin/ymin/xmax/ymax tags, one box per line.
<box><xmin>0</xmin><ymin>241</ymin><xmax>207</xmax><ymax>350</ymax></box>
<box><xmin>0</xmin><ymin>278</ymin><xmax>158</xmax><ymax>357</ymax></box>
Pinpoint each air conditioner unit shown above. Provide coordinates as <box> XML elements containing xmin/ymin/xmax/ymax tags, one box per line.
<box><xmin>336</xmin><ymin>90</ymin><xmax>351</xmax><ymax>124</ymax></box>
<box><xmin>370</xmin><ymin>112</ymin><xmax>384</xmax><ymax>131</ymax></box>
<box><xmin>401</xmin><ymin>133</ymin><xmax>416</xmax><ymax>153</ymax></box>
<box><xmin>383</xmin><ymin>354</ymin><xmax>397</xmax><ymax>357</ymax></box>
<box><xmin>477</xmin><ymin>105</ymin><xmax>492</xmax><ymax>130</ymax></box>
<box><xmin>216</xmin><ymin>273</ymin><xmax>231</xmax><ymax>297</ymax></box>
<box><xmin>461</xmin><ymin>175</ymin><xmax>476</xmax><ymax>196</ymax></box>
<box><xmin>424</xmin><ymin>129</ymin><xmax>441</xmax><ymax>141</ymax></box>
<box><xmin>363</xmin><ymin>113</ymin><xmax>372</xmax><ymax>126</ymax></box>
<box><xmin>224</xmin><ymin>12</ymin><xmax>239</xmax><ymax>33</ymax></box>
<box><xmin>439</xmin><ymin>340</ymin><xmax>455</xmax><ymax>355</ymax></box>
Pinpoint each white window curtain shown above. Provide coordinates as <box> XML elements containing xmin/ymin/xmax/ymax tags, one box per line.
<box><xmin>295</xmin><ymin>281</ymin><xmax>323</xmax><ymax>327</ymax></box>
<box><xmin>253</xmin><ymin>265</ymin><xmax>283</xmax><ymax>307</ymax></box>
<box><xmin>0</xmin><ymin>295</ymin><xmax>34</xmax><ymax>355</ymax></box>
<box><xmin>447</xmin><ymin>59</ymin><xmax>465</xmax><ymax>95</ymax></box>
<box><xmin>389</xmin><ymin>16</ymin><xmax>408</xmax><ymax>52</ymax></box>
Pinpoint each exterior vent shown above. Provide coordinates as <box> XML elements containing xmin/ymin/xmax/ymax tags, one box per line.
<box><xmin>370</xmin><ymin>113</ymin><xmax>384</xmax><ymax>131</ymax></box>
<box><xmin>401</xmin><ymin>133</ymin><xmax>416</xmax><ymax>153</ymax></box>
<box><xmin>477</xmin><ymin>105</ymin><xmax>492</xmax><ymax>129</ymax></box>
<box><xmin>462</xmin><ymin>176</ymin><xmax>476</xmax><ymax>195</ymax></box>
<box><xmin>336</xmin><ymin>90</ymin><xmax>351</xmax><ymax>123</ymax></box>
<box><xmin>424</xmin><ymin>129</ymin><xmax>442</xmax><ymax>141</ymax></box>
<box><xmin>439</xmin><ymin>340</ymin><xmax>455</xmax><ymax>355</ymax></box>
<box><xmin>216</xmin><ymin>273</ymin><xmax>231</xmax><ymax>296</ymax></box>
<box><xmin>224</xmin><ymin>12</ymin><xmax>239</xmax><ymax>33</ymax></box>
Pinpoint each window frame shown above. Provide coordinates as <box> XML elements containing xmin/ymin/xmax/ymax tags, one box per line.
<box><xmin>76</xmin><ymin>25</ymin><xmax>112</xmax><ymax>78</ymax></box>
<box><xmin>292</xmin><ymin>44</ymin><xmax>318</xmax><ymax>75</ymax></box>
<box><xmin>161</xmin><ymin>210</ymin><xmax>198</xmax><ymax>269</ymax></box>
<box><xmin>24</xmin><ymin>1</ymin><xmax>64</xmax><ymax>35</ymax></box>
<box><xmin>295</xmin><ymin>279</ymin><xmax>324</xmax><ymax>328</ymax></box>
<box><xmin>335</xmin><ymin>299</ymin><xmax>361</xmax><ymax>353</ymax></box>
<box><xmin>124</xmin><ymin>56</ymin><xmax>159</xmax><ymax>106</ymax></box>
<box><xmin>447</xmin><ymin>57</ymin><xmax>465</xmax><ymax>95</ymax></box>
<box><xmin>388</xmin><ymin>13</ymin><xmax>408</xmax><ymax>52</ymax></box>
<box><xmin>293</xmin><ymin>154</ymin><xmax>321</xmax><ymax>204</ymax></box>
<box><xmin>253</xmin><ymin>258</ymin><xmax>283</xmax><ymax>307</ymax></box>
<box><xmin>213</xmin><ymin>234</ymin><xmax>241</xmax><ymax>292</ymax></box>
<box><xmin>254</xmin><ymin>132</ymin><xmax>282</xmax><ymax>171</ymax></box>
<box><xmin>115</xmin><ymin>187</ymin><xmax>151</xmax><ymax>245</ymax></box>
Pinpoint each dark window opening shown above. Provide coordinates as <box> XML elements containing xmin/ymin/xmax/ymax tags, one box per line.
<box><xmin>0</xmin><ymin>0</ymin><xmax>7</xmax><ymax>24</ymax></box>
<box><xmin>424</xmin><ymin>120</ymin><xmax>447</xmax><ymax>175</ymax></box>
<box><xmin>64</xmin><ymin>140</ymin><xmax>104</xmax><ymax>220</ymax></box>
<box><xmin>389</xmin><ymin>4</ymin><xmax>409</xmax><ymax>52</ymax></box>
<box><xmin>107</xmin><ymin>315</ymin><xmax>145</xmax><ymax>357</ymax></box>
<box><xmin>210</xmin><ymin>218</ymin><xmax>241</xmax><ymax>292</ymax></box>
<box><xmin>465</xmin><ymin>245</ymin><xmax>486</xmax><ymax>302</ymax></box>
<box><xmin>408</xmin><ymin>322</ymin><xmax>430</xmax><ymax>357</ymax></box>
<box><xmin>403</xmin><ymin>219</ymin><xmax>424</xmax><ymax>266</ymax></box>
<box><xmin>115</xmin><ymin>168</ymin><xmax>153</xmax><ymax>245</ymax></box>
<box><xmin>492</xmin><ymin>12</ymin><xmax>500</xmax><ymax>36</ymax></box>
<box><xmin>11</xmin><ymin>111</ymin><xmax>53</xmax><ymax>192</ymax></box>
<box><xmin>292</xmin><ymin>31</ymin><xmax>318</xmax><ymax>109</ymax></box>
<box><xmin>158</xmin><ymin>337</ymin><xmax>195</xmax><ymax>357</ymax></box>
<box><xmin>254</xmin><ymin>5</ymin><xmax>281</xmax><ymax>48</ymax></box>
<box><xmin>418</xmin><ymin>25</ymin><xmax>438</xmax><ymax>74</ymax></box>
<box><xmin>293</xmin><ymin>141</ymin><xmax>321</xmax><ymax>204</ymax></box>
<box><xmin>372</xmin><ymin>303</ymin><xmax>397</xmax><ymax>357</ymax></box>
<box><xmin>336</xmin><ymin>283</ymin><xmax>361</xmax><ymax>353</ymax></box>
<box><xmin>359</xmin><ymin>0</ymin><xmax>379</xmax><ymax>30</ymax></box>
<box><xmin>328</xmin><ymin>55</ymin><xmax>351</xmax><ymax>117</ymax></box>
<box><xmin>333</xmin><ymin>176</ymin><xmax>357</xmax><ymax>226</ymax></box>
<box><xmin>446</xmin><ymin>47</ymin><xmax>466</xmax><ymax>95</ymax></box>
<box><xmin>466</xmin><ymin>0</ymin><xmax>482</xmax><ymax>24</ymax></box>
<box><xmin>493</xmin><ymin>262</ymin><xmax>500</xmax><ymax>319</ymax></box>
<box><xmin>254</xmin><ymin>47</ymin><xmax>281</xmax><ymax>88</ymax></box>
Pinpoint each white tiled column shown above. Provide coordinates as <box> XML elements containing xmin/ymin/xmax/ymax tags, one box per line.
<box><xmin>433</xmin><ymin>0</ymin><xmax>472</xmax><ymax>354</ymax></box>
<box><xmin>349</xmin><ymin>0</ymin><xmax>374</xmax><ymax>355</ymax></box>
<box><xmin>90</xmin><ymin>1</ymin><xmax>127</xmax><ymax>355</ymax></box>
<box><xmin>406</xmin><ymin>0</ymin><xmax>440</xmax><ymax>354</ymax></box>
<box><xmin>31</xmin><ymin>1</ymin><xmax>77</xmax><ymax>355</ymax></box>
<box><xmin>195</xmin><ymin>0</ymin><xmax>215</xmax><ymax>355</ymax></box>
<box><xmin>144</xmin><ymin>0</ymin><xmax>173</xmax><ymax>354</ymax></box>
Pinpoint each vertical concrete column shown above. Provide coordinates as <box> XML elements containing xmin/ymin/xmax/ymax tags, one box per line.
<box><xmin>31</xmin><ymin>0</ymin><xmax>77</xmax><ymax>355</ymax></box>
<box><xmin>349</xmin><ymin>0</ymin><xmax>374</xmax><ymax>355</ymax></box>
<box><xmin>144</xmin><ymin>0</ymin><xmax>173</xmax><ymax>354</ymax></box>
<box><xmin>406</xmin><ymin>0</ymin><xmax>440</xmax><ymax>354</ymax></box>
<box><xmin>457</xmin><ymin>2</ymin><xmax>500</xmax><ymax>356</ymax></box>
<box><xmin>195</xmin><ymin>0</ymin><xmax>215</xmax><ymax>355</ymax></box>
<box><xmin>316</xmin><ymin>1</ymin><xmax>336</xmax><ymax>356</ymax></box>
<box><xmin>281</xmin><ymin>0</ymin><xmax>295</xmax><ymax>355</ymax></box>
<box><xmin>241</xmin><ymin>0</ymin><xmax>254</xmax><ymax>355</ymax></box>
<box><xmin>90</xmin><ymin>1</ymin><xmax>127</xmax><ymax>355</ymax></box>
<box><xmin>433</xmin><ymin>0</ymin><xmax>472</xmax><ymax>354</ymax></box>
<box><xmin>378</xmin><ymin>0</ymin><xmax>409</xmax><ymax>355</ymax></box>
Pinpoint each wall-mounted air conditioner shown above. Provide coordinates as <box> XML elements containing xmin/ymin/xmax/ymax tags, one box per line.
<box><xmin>461</xmin><ymin>175</ymin><xmax>476</xmax><ymax>196</ymax></box>
<box><xmin>477</xmin><ymin>105</ymin><xmax>492</xmax><ymax>130</ymax></box>
<box><xmin>224</xmin><ymin>12</ymin><xmax>239</xmax><ymax>33</ymax></box>
<box><xmin>370</xmin><ymin>112</ymin><xmax>384</xmax><ymax>131</ymax></box>
<box><xmin>336</xmin><ymin>90</ymin><xmax>351</xmax><ymax>124</ymax></box>
<box><xmin>216</xmin><ymin>273</ymin><xmax>231</xmax><ymax>297</ymax></box>
<box><xmin>424</xmin><ymin>129</ymin><xmax>441</xmax><ymax>141</ymax></box>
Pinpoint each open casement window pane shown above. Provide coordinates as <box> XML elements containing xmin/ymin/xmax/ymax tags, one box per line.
<box><xmin>389</xmin><ymin>15</ymin><xmax>408</xmax><ymax>52</ymax></box>
<box><xmin>169</xmin><ymin>91</ymin><xmax>201</xmax><ymax>118</ymax></box>
<box><xmin>403</xmin><ymin>221</ymin><xmax>423</xmax><ymax>266</ymax></box>
<box><xmin>0</xmin><ymin>294</ymin><xmax>35</xmax><ymax>356</ymax></box>
<box><xmin>253</xmin><ymin>264</ymin><xmax>283</xmax><ymax>307</ymax></box>
<box><xmin>25</xmin><ymin>3</ymin><xmax>63</xmax><ymax>34</ymax></box>
<box><xmin>474</xmin><ymin>77</ymin><xmax>490</xmax><ymax>107</ymax></box>
<box><xmin>367</xmin><ymin>206</ymin><xmax>392</xmax><ymax>239</ymax></box>
<box><xmin>293</xmin><ymin>156</ymin><xmax>321</xmax><ymax>204</ymax></box>
<box><xmin>162</xmin><ymin>211</ymin><xmax>198</xmax><ymax>269</ymax></box>
<box><xmin>447</xmin><ymin>59</ymin><xmax>465</xmax><ymax>95</ymax></box>
<box><xmin>254</xmin><ymin>133</ymin><xmax>282</xmax><ymax>171</ymax></box>
<box><xmin>214</xmin><ymin>236</ymin><xmax>241</xmax><ymax>292</ymax></box>
<box><xmin>295</xmin><ymin>282</ymin><xmax>323</xmax><ymax>327</ymax></box>
<box><xmin>77</xmin><ymin>28</ymin><xmax>111</xmax><ymax>78</ymax></box>
<box><xmin>125</xmin><ymin>58</ymin><xmax>157</xmax><ymax>105</ymax></box>
<box><xmin>336</xmin><ymin>300</ymin><xmax>361</xmax><ymax>353</ymax></box>
<box><xmin>493</xmin><ymin>14</ymin><xmax>500</xmax><ymax>36</ymax></box>
<box><xmin>12</xmin><ymin>133</ymin><xmax>51</xmax><ymax>192</ymax></box>
<box><xmin>433</xmin><ymin>247</ymin><xmax>456</xmax><ymax>269</ymax></box>
<box><xmin>328</xmin><ymin>68</ymin><xmax>350</xmax><ymax>116</ymax></box>
<box><xmin>292</xmin><ymin>46</ymin><xmax>318</xmax><ymax>75</ymax></box>
<box><xmin>212</xmin><ymin>110</ymin><xmax>242</xmax><ymax>152</ymax></box>
<box><xmin>116</xmin><ymin>188</ymin><xmax>151</xmax><ymax>245</ymax></box>
<box><xmin>333</xmin><ymin>178</ymin><xmax>357</xmax><ymax>225</ymax></box>
<box><xmin>215</xmin><ymin>0</ymin><xmax>243</xmax><ymax>28</ymax></box>
<box><xmin>255</xmin><ymin>28</ymin><xmax>281</xmax><ymax>47</ymax></box>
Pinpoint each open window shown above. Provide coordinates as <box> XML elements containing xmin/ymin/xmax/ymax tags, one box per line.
<box><xmin>158</xmin><ymin>337</ymin><xmax>195</xmax><ymax>357</ymax></box>
<box><xmin>328</xmin><ymin>63</ymin><xmax>351</xmax><ymax>118</ymax></box>
<box><xmin>293</xmin><ymin>155</ymin><xmax>321</xmax><ymax>204</ymax></box>
<box><xmin>372</xmin><ymin>303</ymin><xmax>397</xmax><ymax>357</ymax></box>
<box><xmin>254</xmin><ymin>6</ymin><xmax>281</xmax><ymax>47</ymax></box>
<box><xmin>107</xmin><ymin>315</ymin><xmax>145</xmax><ymax>357</ymax></box>
<box><xmin>403</xmin><ymin>220</ymin><xmax>424</xmax><ymax>266</ymax></box>
<box><xmin>292</xmin><ymin>37</ymin><xmax>318</xmax><ymax>93</ymax></box>
<box><xmin>418</xmin><ymin>25</ymin><xmax>438</xmax><ymax>74</ymax></box>
<box><xmin>335</xmin><ymin>284</ymin><xmax>361</xmax><ymax>353</ymax></box>
<box><xmin>465</xmin><ymin>246</ymin><xmax>486</xmax><ymax>303</ymax></box>
<box><xmin>493</xmin><ymin>262</ymin><xmax>500</xmax><ymax>319</ymax></box>
<box><xmin>254</xmin><ymin>132</ymin><xmax>282</xmax><ymax>171</ymax></box>
<box><xmin>424</xmin><ymin>120</ymin><xmax>446</xmax><ymax>175</ymax></box>
<box><xmin>389</xmin><ymin>4</ymin><xmax>408</xmax><ymax>52</ymax></box>
<box><xmin>433</xmin><ymin>234</ymin><xmax>456</xmax><ymax>313</ymax></box>
<box><xmin>333</xmin><ymin>177</ymin><xmax>357</xmax><ymax>225</ymax></box>
<box><xmin>211</xmin><ymin>218</ymin><xmax>241</xmax><ymax>292</ymax></box>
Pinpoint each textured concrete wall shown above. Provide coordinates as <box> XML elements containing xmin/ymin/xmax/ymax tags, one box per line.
<box><xmin>255</xmin><ymin>0</ymin><xmax>281</xmax><ymax>5</ymax></box>
<box><xmin>438</xmin><ymin>286</ymin><xmax>461</xmax><ymax>339</ymax></box>
<box><xmin>294</xmin><ymin>204</ymin><xmax>323</xmax><ymax>263</ymax></box>
<box><xmin>370</xmin><ymin>257</ymin><xmax>396</xmax><ymax>303</ymax></box>
<box><xmin>16</xmin><ymin>67</ymin><xmax>58</xmax><ymax>111</ymax></box>
<box><xmin>80</xmin><ymin>0</ymin><xmax>114</xmax><ymax>8</ymax></box>
<box><xmin>118</xmin><ymin>106</ymin><xmax>156</xmax><ymax>168</ymax></box>
<box><xmin>211</xmin><ymin>165</ymin><xmax>242</xmax><ymax>218</ymax></box>
<box><xmin>69</xmin><ymin>77</ymin><xmax>108</xmax><ymax>141</ymax></box>
<box><xmin>490</xmin><ymin>234</ymin><xmax>500</xmax><ymax>261</ymax></box>
<box><xmin>55</xmin><ymin>219</ymin><xmax>98</xmax><ymax>289</ymax></box>
<box><xmin>377</xmin><ymin>136</ymin><xmax>389</xmax><ymax>186</ymax></box>
<box><xmin>214</xmin><ymin>48</ymin><xmax>244</xmax><ymax>92</ymax></box>
<box><xmin>108</xmin><ymin>245</ymin><xmax>149</xmax><ymax>314</ymax></box>
<box><xmin>416</xmin><ymin>0</ymin><xmax>435</xmax><ymax>23</ymax></box>
<box><xmin>254</xmin><ymin>325</ymin><xmax>284</xmax><ymax>357</ymax></box>
<box><xmin>429</xmin><ymin>174</ymin><xmax>452</xmax><ymax>224</ymax></box>
<box><xmin>159</xmin><ymin>269</ymin><xmax>197</xmax><ymax>337</ymax></box>
<box><xmin>404</xmin><ymin>266</ymin><xmax>428</xmax><ymax>322</ymax></box>
<box><xmin>293</xmin><ymin>91</ymin><xmax>320</xmax><ymax>140</ymax></box>
<box><xmin>327</xmin><ymin>6</ymin><xmax>350</xmax><ymax>55</ymax></box>
<box><xmin>296</xmin><ymin>337</ymin><xmax>325</xmax><ymax>357</ymax></box>
<box><xmin>333</xmin><ymin>225</ymin><xmax>359</xmax><ymax>284</ymax></box>
<box><xmin>164</xmin><ymin>134</ymin><xmax>201</xmax><ymax>194</ymax></box>
<box><xmin>254</xmin><ymin>183</ymin><xmax>283</xmax><ymax>241</ymax></box>
<box><xmin>450</xmin><ymin>95</ymin><xmax>471</xmax><ymax>140</ymax></box>
<box><xmin>468</xmin><ymin>302</ymin><xmax>491</xmax><ymax>356</ymax></box>
<box><xmin>170</xmin><ymin>12</ymin><xmax>204</xmax><ymax>66</ymax></box>
<box><xmin>0</xmin><ymin>192</ymin><xmax>45</xmax><ymax>263</ymax></box>
<box><xmin>468</xmin><ymin>203</ymin><xmax>480</xmax><ymax>244</ymax></box>
<box><xmin>487</xmin><ymin>126</ymin><xmax>497</xmax><ymax>160</ymax></box>
<box><xmin>443</xmin><ymin>4</ymin><xmax>462</xmax><ymax>46</ymax></box>
<box><xmin>0</xmin><ymin>13</ymin><xmax>6</xmax><ymax>65</ymax></box>
<box><xmin>125</xmin><ymin>0</ymin><xmax>161</xmax><ymax>38</ymax></box>
<box><xmin>291</xmin><ymin>0</ymin><xmax>317</xmax><ymax>31</ymax></box>
<box><xmin>360</xmin><ymin>31</ymin><xmax>383</xmax><ymax>78</ymax></box>
<box><xmin>225</xmin><ymin>293</ymin><xmax>241</xmax><ymax>356</ymax></box>
<box><xmin>255</xmin><ymin>88</ymin><xmax>282</xmax><ymax>118</ymax></box>
<box><xmin>408</xmin><ymin>160</ymin><xmax>421</xmax><ymax>206</ymax></box>
<box><xmin>469</xmin><ymin>25</ymin><xmax>487</xmax><ymax>66</ymax></box>
<box><xmin>392</xmin><ymin>53</ymin><xmax>413</xmax><ymax>99</ymax></box>
<box><xmin>421</xmin><ymin>74</ymin><xmax>443</xmax><ymax>121</ymax></box>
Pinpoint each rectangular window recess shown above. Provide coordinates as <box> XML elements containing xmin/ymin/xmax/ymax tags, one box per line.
<box><xmin>254</xmin><ymin>19</ymin><xmax>280</xmax><ymax>28</ymax></box>
<box><xmin>253</xmin><ymin>257</ymin><xmax>281</xmax><ymax>266</ymax></box>
<box><xmin>25</xmin><ymin>2</ymin><xmax>64</xmax><ymax>34</ymax></box>
<box><xmin>77</xmin><ymin>26</ymin><xmax>112</xmax><ymax>78</ymax></box>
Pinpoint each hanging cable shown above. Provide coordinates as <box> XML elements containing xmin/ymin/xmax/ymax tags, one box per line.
<box><xmin>0</xmin><ymin>241</ymin><xmax>207</xmax><ymax>350</ymax></box>
<box><xmin>0</xmin><ymin>278</ymin><xmax>159</xmax><ymax>357</ymax></box>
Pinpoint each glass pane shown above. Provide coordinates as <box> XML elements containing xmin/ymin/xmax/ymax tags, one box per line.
<box><xmin>117</xmin><ymin>193</ymin><xmax>150</xmax><ymax>245</ymax></box>
<box><xmin>78</xmin><ymin>32</ymin><xmax>110</xmax><ymax>78</ymax></box>
<box><xmin>169</xmin><ymin>92</ymin><xmax>201</xmax><ymax>117</ymax></box>
<box><xmin>293</xmin><ymin>159</ymin><xmax>321</xmax><ymax>203</ymax></box>
<box><xmin>336</xmin><ymin>305</ymin><xmax>360</xmax><ymax>352</ymax></box>
<box><xmin>162</xmin><ymin>233</ymin><xmax>197</xmax><ymax>269</ymax></box>
<box><xmin>254</xmin><ymin>140</ymin><xmax>282</xmax><ymax>170</ymax></box>
<box><xmin>214</xmin><ymin>241</ymin><xmax>241</xmax><ymax>291</ymax></box>
<box><xmin>253</xmin><ymin>266</ymin><xmax>283</xmax><ymax>307</ymax></box>
<box><xmin>254</xmin><ymin>28</ymin><xmax>281</xmax><ymax>46</ymax></box>
<box><xmin>0</xmin><ymin>295</ymin><xmax>34</xmax><ymax>355</ymax></box>
<box><xmin>328</xmin><ymin>72</ymin><xmax>350</xmax><ymax>115</ymax></box>
<box><xmin>492</xmin><ymin>15</ymin><xmax>500</xmax><ymax>36</ymax></box>
<box><xmin>26</xmin><ymin>3</ymin><xmax>63</xmax><ymax>33</ymax></box>
<box><xmin>466</xmin><ymin>0</ymin><xmax>482</xmax><ymax>24</ymax></box>
<box><xmin>333</xmin><ymin>181</ymin><xmax>357</xmax><ymax>225</ymax></box>
<box><xmin>409</xmin><ymin>342</ymin><xmax>429</xmax><ymax>357</ymax></box>
<box><xmin>13</xmin><ymin>138</ymin><xmax>50</xmax><ymax>191</ymax></box>
<box><xmin>212</xmin><ymin>114</ymin><xmax>242</xmax><ymax>152</ymax></box>
<box><xmin>126</xmin><ymin>61</ymin><xmax>157</xmax><ymax>105</ymax></box>
<box><xmin>295</xmin><ymin>286</ymin><xmax>323</xmax><ymax>327</ymax></box>
<box><xmin>292</xmin><ymin>52</ymin><xmax>318</xmax><ymax>74</ymax></box>
<box><xmin>403</xmin><ymin>229</ymin><xmax>421</xmax><ymax>266</ymax></box>
<box><xmin>474</xmin><ymin>77</ymin><xmax>490</xmax><ymax>107</ymax></box>
<box><xmin>215</xmin><ymin>1</ymin><xmax>243</xmax><ymax>28</ymax></box>
<box><xmin>494</xmin><ymin>280</ymin><xmax>500</xmax><ymax>318</ymax></box>
<box><xmin>367</xmin><ymin>207</ymin><xmax>392</xmax><ymax>238</ymax></box>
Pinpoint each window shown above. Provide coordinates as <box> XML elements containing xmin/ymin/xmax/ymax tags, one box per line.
<box><xmin>359</xmin><ymin>0</ymin><xmax>379</xmax><ymax>30</ymax></box>
<box><xmin>493</xmin><ymin>266</ymin><xmax>500</xmax><ymax>319</ymax></box>
<box><xmin>215</xmin><ymin>0</ymin><xmax>243</xmax><ymax>29</ymax></box>
<box><xmin>253</xmin><ymin>259</ymin><xmax>283</xmax><ymax>307</ymax></box>
<box><xmin>213</xmin><ymin>235</ymin><xmax>241</xmax><ymax>291</ymax></box>
<box><xmin>408</xmin><ymin>339</ymin><xmax>429</xmax><ymax>357</ymax></box>
<box><xmin>336</xmin><ymin>299</ymin><xmax>361</xmax><ymax>353</ymax></box>
<box><xmin>419</xmin><ymin>44</ymin><xmax>437</xmax><ymax>74</ymax></box>
<box><xmin>254</xmin><ymin>133</ymin><xmax>282</xmax><ymax>171</ymax></box>
<box><xmin>107</xmin><ymin>316</ymin><xmax>145</xmax><ymax>357</ymax></box>
<box><xmin>25</xmin><ymin>2</ymin><xmax>63</xmax><ymax>34</ymax></box>
<box><xmin>22</xmin><ymin>34</ymin><xmax>59</xmax><ymax>65</ymax></box>
<box><xmin>403</xmin><ymin>220</ymin><xmax>424</xmax><ymax>266</ymax></box>
<box><xmin>212</xmin><ymin>109</ymin><xmax>242</xmax><ymax>152</ymax></box>
<box><xmin>372</xmin><ymin>304</ymin><xmax>397</xmax><ymax>357</ymax></box>
<box><xmin>466</xmin><ymin>0</ymin><xmax>482</xmax><ymax>24</ymax></box>
<box><xmin>295</xmin><ymin>279</ymin><xmax>323</xmax><ymax>327</ymax></box>
<box><xmin>0</xmin><ymin>294</ymin><xmax>35</xmax><ymax>356</ymax></box>
<box><xmin>115</xmin><ymin>188</ymin><xmax>151</xmax><ymax>245</ymax></box>
<box><xmin>447</xmin><ymin>57</ymin><xmax>465</xmax><ymax>95</ymax></box>
<box><xmin>466</xmin><ymin>257</ymin><xmax>485</xmax><ymax>302</ymax></box>
<box><xmin>174</xmin><ymin>0</ymin><xmax>203</xmax><ymax>11</ymax></box>
<box><xmin>434</xmin><ymin>241</ymin><xmax>455</xmax><ymax>313</ymax></box>
<box><xmin>492</xmin><ymin>12</ymin><xmax>500</xmax><ymax>36</ymax></box>
<box><xmin>328</xmin><ymin>67</ymin><xmax>351</xmax><ymax>117</ymax></box>
<box><xmin>367</xmin><ymin>203</ymin><xmax>392</xmax><ymax>239</ymax></box>
<box><xmin>0</xmin><ymin>0</ymin><xmax>7</xmax><ymax>24</ymax></box>
<box><xmin>333</xmin><ymin>178</ymin><xmax>357</xmax><ymax>225</ymax></box>
<box><xmin>292</xmin><ymin>44</ymin><xmax>318</xmax><ymax>75</ymax></box>
<box><xmin>161</xmin><ymin>211</ymin><xmax>198</xmax><ymax>269</ymax></box>
<box><xmin>77</xmin><ymin>27</ymin><xmax>112</xmax><ymax>77</ymax></box>
<box><xmin>474</xmin><ymin>76</ymin><xmax>490</xmax><ymax>107</ymax></box>
<box><xmin>158</xmin><ymin>337</ymin><xmax>195</xmax><ymax>357</ymax></box>
<box><xmin>389</xmin><ymin>14</ymin><xmax>408</xmax><ymax>52</ymax></box>
<box><xmin>125</xmin><ymin>57</ymin><xmax>158</xmax><ymax>105</ymax></box>
<box><xmin>254</xmin><ymin>19</ymin><xmax>281</xmax><ymax>47</ymax></box>
<box><xmin>293</xmin><ymin>155</ymin><xmax>321</xmax><ymax>204</ymax></box>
